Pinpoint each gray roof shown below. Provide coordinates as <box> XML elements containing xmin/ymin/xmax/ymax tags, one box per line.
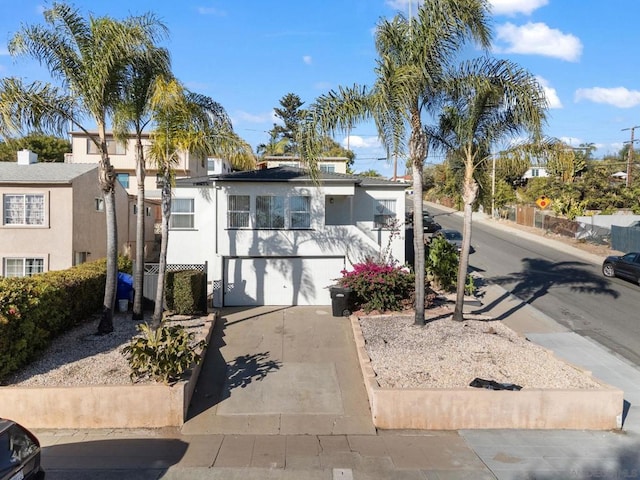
<box><xmin>174</xmin><ymin>166</ymin><xmax>405</xmax><ymax>189</ymax></box>
<box><xmin>0</xmin><ymin>162</ymin><xmax>97</xmax><ymax>184</ymax></box>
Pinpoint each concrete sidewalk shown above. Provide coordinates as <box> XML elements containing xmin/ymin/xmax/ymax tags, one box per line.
<box><xmin>36</xmin><ymin>211</ymin><xmax>640</xmax><ymax>479</ymax></box>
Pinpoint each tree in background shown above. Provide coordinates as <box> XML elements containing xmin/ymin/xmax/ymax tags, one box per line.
<box><xmin>258</xmin><ymin>93</ymin><xmax>306</xmax><ymax>156</ymax></box>
<box><xmin>0</xmin><ymin>3</ymin><xmax>167</xmax><ymax>334</ymax></box>
<box><xmin>0</xmin><ymin>134</ymin><xmax>71</xmax><ymax>162</ymax></box>
<box><xmin>358</xmin><ymin>169</ymin><xmax>383</xmax><ymax>178</ymax></box>
<box><xmin>300</xmin><ymin>0</ymin><xmax>492</xmax><ymax>326</ymax></box>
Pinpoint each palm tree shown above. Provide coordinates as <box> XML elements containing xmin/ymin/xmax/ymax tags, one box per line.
<box><xmin>1</xmin><ymin>3</ymin><xmax>167</xmax><ymax>334</ymax></box>
<box><xmin>429</xmin><ymin>57</ymin><xmax>547</xmax><ymax>321</ymax></box>
<box><xmin>299</xmin><ymin>0</ymin><xmax>491</xmax><ymax>325</ymax></box>
<box><xmin>147</xmin><ymin>77</ymin><xmax>254</xmax><ymax>328</ymax></box>
<box><xmin>113</xmin><ymin>47</ymin><xmax>171</xmax><ymax>321</ymax></box>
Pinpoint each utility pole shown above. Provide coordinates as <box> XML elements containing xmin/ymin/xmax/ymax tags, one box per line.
<box><xmin>622</xmin><ymin>125</ymin><xmax>640</xmax><ymax>188</ymax></box>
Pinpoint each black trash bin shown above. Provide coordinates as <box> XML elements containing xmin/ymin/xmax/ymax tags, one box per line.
<box><xmin>330</xmin><ymin>286</ymin><xmax>353</xmax><ymax>317</ymax></box>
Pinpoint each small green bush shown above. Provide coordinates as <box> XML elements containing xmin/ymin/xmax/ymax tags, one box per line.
<box><xmin>425</xmin><ymin>235</ymin><xmax>459</xmax><ymax>292</ymax></box>
<box><xmin>122</xmin><ymin>322</ymin><xmax>207</xmax><ymax>384</ymax></box>
<box><xmin>337</xmin><ymin>260</ymin><xmax>414</xmax><ymax>313</ymax></box>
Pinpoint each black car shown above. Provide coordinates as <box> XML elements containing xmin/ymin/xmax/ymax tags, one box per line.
<box><xmin>602</xmin><ymin>252</ymin><xmax>640</xmax><ymax>285</ymax></box>
<box><xmin>422</xmin><ymin>215</ymin><xmax>442</xmax><ymax>233</ymax></box>
<box><xmin>0</xmin><ymin>419</ymin><xmax>44</xmax><ymax>480</ymax></box>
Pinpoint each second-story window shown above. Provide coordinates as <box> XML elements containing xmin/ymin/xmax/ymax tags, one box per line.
<box><xmin>256</xmin><ymin>195</ymin><xmax>285</xmax><ymax>229</ymax></box>
<box><xmin>290</xmin><ymin>196</ymin><xmax>311</xmax><ymax>229</ymax></box>
<box><xmin>86</xmin><ymin>139</ymin><xmax>126</xmax><ymax>155</ymax></box>
<box><xmin>228</xmin><ymin>195</ymin><xmax>250</xmax><ymax>228</ymax></box>
<box><xmin>3</xmin><ymin>194</ymin><xmax>45</xmax><ymax>226</ymax></box>
<box><xmin>373</xmin><ymin>199</ymin><xmax>396</xmax><ymax>229</ymax></box>
<box><xmin>116</xmin><ymin>173</ymin><xmax>129</xmax><ymax>188</ymax></box>
<box><xmin>169</xmin><ymin>198</ymin><xmax>194</xmax><ymax>229</ymax></box>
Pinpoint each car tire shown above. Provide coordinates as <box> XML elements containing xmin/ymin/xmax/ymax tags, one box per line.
<box><xmin>602</xmin><ymin>263</ymin><xmax>615</xmax><ymax>277</ymax></box>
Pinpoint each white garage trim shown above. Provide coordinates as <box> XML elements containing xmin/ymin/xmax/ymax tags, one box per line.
<box><xmin>223</xmin><ymin>256</ymin><xmax>345</xmax><ymax>306</ymax></box>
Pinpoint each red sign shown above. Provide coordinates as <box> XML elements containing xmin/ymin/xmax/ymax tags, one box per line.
<box><xmin>536</xmin><ymin>196</ymin><xmax>551</xmax><ymax>209</ymax></box>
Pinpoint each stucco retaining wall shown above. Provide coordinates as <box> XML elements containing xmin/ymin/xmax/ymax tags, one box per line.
<box><xmin>351</xmin><ymin>316</ymin><xmax>624</xmax><ymax>430</ymax></box>
<box><xmin>0</xmin><ymin>313</ymin><xmax>216</xmax><ymax>429</ymax></box>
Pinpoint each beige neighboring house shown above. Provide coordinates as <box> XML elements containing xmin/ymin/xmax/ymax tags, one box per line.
<box><xmin>0</xmin><ymin>150</ymin><xmax>153</xmax><ymax>277</ymax></box>
<box><xmin>65</xmin><ymin>131</ymin><xmax>210</xmax><ymax>203</ymax></box>
<box><xmin>257</xmin><ymin>155</ymin><xmax>348</xmax><ymax>174</ymax></box>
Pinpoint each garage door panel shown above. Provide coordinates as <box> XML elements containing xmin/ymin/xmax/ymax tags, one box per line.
<box><xmin>224</xmin><ymin>257</ymin><xmax>344</xmax><ymax>306</ymax></box>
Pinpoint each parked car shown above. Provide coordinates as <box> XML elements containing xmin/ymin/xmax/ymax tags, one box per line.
<box><xmin>422</xmin><ymin>215</ymin><xmax>442</xmax><ymax>233</ymax></box>
<box><xmin>433</xmin><ymin>229</ymin><xmax>475</xmax><ymax>253</ymax></box>
<box><xmin>602</xmin><ymin>252</ymin><xmax>640</xmax><ymax>285</ymax></box>
<box><xmin>0</xmin><ymin>419</ymin><xmax>45</xmax><ymax>480</ymax></box>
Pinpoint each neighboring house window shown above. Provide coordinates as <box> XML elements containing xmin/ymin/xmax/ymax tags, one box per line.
<box><xmin>170</xmin><ymin>198</ymin><xmax>194</xmax><ymax>229</ymax></box>
<box><xmin>374</xmin><ymin>199</ymin><xmax>396</xmax><ymax>228</ymax></box>
<box><xmin>290</xmin><ymin>196</ymin><xmax>311</xmax><ymax>229</ymax></box>
<box><xmin>74</xmin><ymin>252</ymin><xmax>89</xmax><ymax>266</ymax></box>
<box><xmin>3</xmin><ymin>194</ymin><xmax>45</xmax><ymax>226</ymax></box>
<box><xmin>146</xmin><ymin>207</ymin><xmax>151</xmax><ymax>217</ymax></box>
<box><xmin>228</xmin><ymin>195</ymin><xmax>250</xmax><ymax>228</ymax></box>
<box><xmin>95</xmin><ymin>198</ymin><xmax>104</xmax><ymax>212</ymax></box>
<box><xmin>4</xmin><ymin>257</ymin><xmax>44</xmax><ymax>277</ymax></box>
<box><xmin>116</xmin><ymin>173</ymin><xmax>129</xmax><ymax>188</ymax></box>
<box><xmin>86</xmin><ymin>138</ymin><xmax>126</xmax><ymax>155</ymax></box>
<box><xmin>278</xmin><ymin>162</ymin><xmax>298</xmax><ymax>168</ymax></box>
<box><xmin>256</xmin><ymin>195</ymin><xmax>285</xmax><ymax>229</ymax></box>
<box><xmin>320</xmin><ymin>164</ymin><xmax>335</xmax><ymax>173</ymax></box>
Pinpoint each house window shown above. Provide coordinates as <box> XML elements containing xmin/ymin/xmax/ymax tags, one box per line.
<box><xmin>4</xmin><ymin>258</ymin><xmax>44</xmax><ymax>277</ymax></box>
<box><xmin>145</xmin><ymin>207</ymin><xmax>151</xmax><ymax>217</ymax></box>
<box><xmin>86</xmin><ymin>138</ymin><xmax>126</xmax><ymax>155</ymax></box>
<box><xmin>3</xmin><ymin>194</ymin><xmax>45</xmax><ymax>226</ymax></box>
<box><xmin>373</xmin><ymin>199</ymin><xmax>396</xmax><ymax>228</ymax></box>
<box><xmin>74</xmin><ymin>251</ymin><xmax>90</xmax><ymax>266</ymax></box>
<box><xmin>320</xmin><ymin>164</ymin><xmax>335</xmax><ymax>173</ymax></box>
<box><xmin>116</xmin><ymin>173</ymin><xmax>129</xmax><ymax>188</ymax></box>
<box><xmin>256</xmin><ymin>195</ymin><xmax>285</xmax><ymax>229</ymax></box>
<box><xmin>95</xmin><ymin>197</ymin><xmax>104</xmax><ymax>212</ymax></box>
<box><xmin>170</xmin><ymin>198</ymin><xmax>194</xmax><ymax>229</ymax></box>
<box><xmin>228</xmin><ymin>195</ymin><xmax>250</xmax><ymax>228</ymax></box>
<box><xmin>290</xmin><ymin>195</ymin><xmax>311</xmax><ymax>229</ymax></box>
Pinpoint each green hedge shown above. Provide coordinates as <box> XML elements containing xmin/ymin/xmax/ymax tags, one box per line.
<box><xmin>0</xmin><ymin>257</ymin><xmax>132</xmax><ymax>381</ymax></box>
<box><xmin>165</xmin><ymin>270</ymin><xmax>206</xmax><ymax>315</ymax></box>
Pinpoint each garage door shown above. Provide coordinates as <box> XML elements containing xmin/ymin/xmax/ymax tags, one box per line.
<box><xmin>224</xmin><ymin>256</ymin><xmax>345</xmax><ymax>306</ymax></box>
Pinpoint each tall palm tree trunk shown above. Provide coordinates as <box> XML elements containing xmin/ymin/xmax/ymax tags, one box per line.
<box><xmin>97</xmin><ymin>154</ymin><xmax>118</xmax><ymax>334</ymax></box>
<box><xmin>453</xmin><ymin>172</ymin><xmax>478</xmax><ymax>321</ymax></box>
<box><xmin>152</xmin><ymin>172</ymin><xmax>171</xmax><ymax>329</ymax></box>
<box><xmin>410</xmin><ymin>116</ymin><xmax>428</xmax><ymax>326</ymax></box>
<box><xmin>132</xmin><ymin>139</ymin><xmax>146</xmax><ymax>320</ymax></box>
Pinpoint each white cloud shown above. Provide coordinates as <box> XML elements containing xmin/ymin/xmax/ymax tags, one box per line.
<box><xmin>558</xmin><ymin>136</ymin><xmax>583</xmax><ymax>147</ymax></box>
<box><xmin>536</xmin><ymin>76</ymin><xmax>562</xmax><ymax>109</ymax></box>
<box><xmin>303</xmin><ymin>55</ymin><xmax>312</xmax><ymax>65</ymax></box>
<box><xmin>233</xmin><ymin>110</ymin><xmax>273</xmax><ymax>124</ymax></box>
<box><xmin>342</xmin><ymin>135</ymin><xmax>382</xmax><ymax>149</ymax></box>
<box><xmin>489</xmin><ymin>0</ymin><xmax>548</xmax><ymax>16</ymax></box>
<box><xmin>575</xmin><ymin>87</ymin><xmax>640</xmax><ymax>108</ymax></box>
<box><xmin>495</xmin><ymin>22</ymin><xmax>582</xmax><ymax>62</ymax></box>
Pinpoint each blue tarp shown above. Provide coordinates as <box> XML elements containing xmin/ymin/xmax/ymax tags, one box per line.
<box><xmin>117</xmin><ymin>272</ymin><xmax>134</xmax><ymax>301</ymax></box>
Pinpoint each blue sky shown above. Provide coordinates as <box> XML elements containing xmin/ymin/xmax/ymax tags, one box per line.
<box><xmin>1</xmin><ymin>0</ymin><xmax>640</xmax><ymax>176</ymax></box>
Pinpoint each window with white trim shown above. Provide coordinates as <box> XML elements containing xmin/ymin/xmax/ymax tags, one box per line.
<box><xmin>3</xmin><ymin>194</ymin><xmax>45</xmax><ymax>225</ymax></box>
<box><xmin>373</xmin><ymin>199</ymin><xmax>396</xmax><ymax>228</ymax></box>
<box><xmin>320</xmin><ymin>164</ymin><xmax>335</xmax><ymax>173</ymax></box>
<box><xmin>4</xmin><ymin>258</ymin><xmax>44</xmax><ymax>277</ymax></box>
<box><xmin>86</xmin><ymin>138</ymin><xmax>126</xmax><ymax>155</ymax></box>
<box><xmin>228</xmin><ymin>195</ymin><xmax>250</xmax><ymax>228</ymax></box>
<box><xmin>95</xmin><ymin>197</ymin><xmax>104</xmax><ymax>212</ymax></box>
<box><xmin>256</xmin><ymin>195</ymin><xmax>285</xmax><ymax>229</ymax></box>
<box><xmin>290</xmin><ymin>195</ymin><xmax>311</xmax><ymax>229</ymax></box>
<box><xmin>169</xmin><ymin>198</ymin><xmax>195</xmax><ymax>229</ymax></box>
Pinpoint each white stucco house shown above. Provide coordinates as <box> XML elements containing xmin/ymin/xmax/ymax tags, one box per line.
<box><xmin>166</xmin><ymin>167</ymin><xmax>407</xmax><ymax>307</ymax></box>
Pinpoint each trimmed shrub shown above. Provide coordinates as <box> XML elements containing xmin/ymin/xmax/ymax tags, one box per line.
<box><xmin>165</xmin><ymin>270</ymin><xmax>205</xmax><ymax>315</ymax></box>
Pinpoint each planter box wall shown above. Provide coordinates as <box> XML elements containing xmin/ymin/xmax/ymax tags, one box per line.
<box><xmin>0</xmin><ymin>313</ymin><xmax>216</xmax><ymax>429</ymax></box>
<box><xmin>351</xmin><ymin>316</ymin><xmax>624</xmax><ymax>431</ymax></box>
